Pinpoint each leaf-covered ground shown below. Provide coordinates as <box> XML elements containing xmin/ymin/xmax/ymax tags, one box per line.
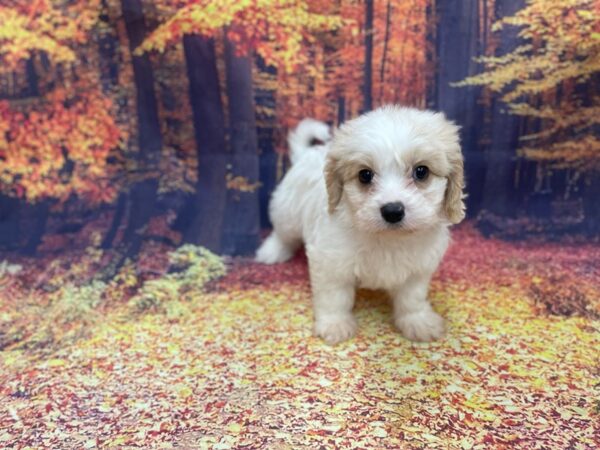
<box><xmin>1</xmin><ymin>224</ymin><xmax>599</xmax><ymax>449</ymax></box>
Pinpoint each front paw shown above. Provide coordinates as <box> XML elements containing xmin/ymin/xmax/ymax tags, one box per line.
<box><xmin>394</xmin><ymin>309</ymin><xmax>445</xmax><ymax>342</ymax></box>
<box><xmin>314</xmin><ymin>315</ymin><xmax>357</xmax><ymax>345</ymax></box>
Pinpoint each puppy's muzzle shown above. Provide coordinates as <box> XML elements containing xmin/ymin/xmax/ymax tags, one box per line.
<box><xmin>380</xmin><ymin>202</ymin><xmax>405</xmax><ymax>224</ymax></box>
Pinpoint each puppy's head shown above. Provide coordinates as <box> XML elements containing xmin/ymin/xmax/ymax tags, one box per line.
<box><xmin>325</xmin><ymin>105</ymin><xmax>465</xmax><ymax>233</ymax></box>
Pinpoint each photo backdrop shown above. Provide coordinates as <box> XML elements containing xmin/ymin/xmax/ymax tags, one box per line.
<box><xmin>0</xmin><ymin>0</ymin><xmax>598</xmax><ymax>260</ymax></box>
<box><xmin>1</xmin><ymin>2</ymin><xmax>599</xmax><ymax>448</ymax></box>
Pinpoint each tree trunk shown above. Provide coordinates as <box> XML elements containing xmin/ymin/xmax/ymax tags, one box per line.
<box><xmin>101</xmin><ymin>192</ymin><xmax>127</xmax><ymax>249</ymax></box>
<box><xmin>119</xmin><ymin>179</ymin><xmax>158</xmax><ymax>256</ymax></box>
<box><xmin>111</xmin><ymin>0</ymin><xmax>162</xmax><ymax>269</ymax></box>
<box><xmin>362</xmin><ymin>0</ymin><xmax>374</xmax><ymax>112</ymax></box>
<box><xmin>516</xmin><ymin>96</ymin><xmax>543</xmax><ymax>209</ymax></box>
<box><xmin>436</xmin><ymin>0</ymin><xmax>484</xmax><ymax>215</ymax></box>
<box><xmin>220</xmin><ymin>36</ymin><xmax>260</xmax><ymax>255</ymax></box>
<box><xmin>255</xmin><ymin>56</ymin><xmax>278</xmax><ymax>229</ymax></box>
<box><xmin>98</xmin><ymin>0</ymin><xmax>119</xmax><ymax>92</ymax></box>
<box><xmin>0</xmin><ymin>195</ymin><xmax>20</xmax><ymax>250</ymax></box>
<box><xmin>582</xmin><ymin>174</ymin><xmax>600</xmax><ymax>236</ymax></box>
<box><xmin>581</xmin><ymin>73</ymin><xmax>600</xmax><ymax>235</ymax></box>
<box><xmin>180</xmin><ymin>35</ymin><xmax>228</xmax><ymax>253</ymax></box>
<box><xmin>378</xmin><ymin>0</ymin><xmax>392</xmax><ymax>102</ymax></box>
<box><xmin>480</xmin><ymin>0</ymin><xmax>526</xmax><ymax>218</ymax></box>
<box><xmin>22</xmin><ymin>201</ymin><xmax>50</xmax><ymax>256</ymax></box>
<box><xmin>99</xmin><ymin>0</ymin><xmax>125</xmax><ymax>251</ymax></box>
<box><xmin>425</xmin><ymin>0</ymin><xmax>437</xmax><ymax>109</ymax></box>
<box><xmin>337</xmin><ymin>96</ymin><xmax>346</xmax><ymax>126</ymax></box>
<box><xmin>25</xmin><ymin>58</ymin><xmax>40</xmax><ymax>97</ymax></box>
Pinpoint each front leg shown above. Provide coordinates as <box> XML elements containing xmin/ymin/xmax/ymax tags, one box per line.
<box><xmin>310</xmin><ymin>266</ymin><xmax>357</xmax><ymax>345</ymax></box>
<box><xmin>391</xmin><ymin>273</ymin><xmax>445</xmax><ymax>342</ymax></box>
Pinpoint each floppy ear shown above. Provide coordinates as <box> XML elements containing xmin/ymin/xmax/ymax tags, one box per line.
<box><xmin>324</xmin><ymin>156</ymin><xmax>343</xmax><ymax>213</ymax></box>
<box><xmin>444</xmin><ymin>154</ymin><xmax>466</xmax><ymax>224</ymax></box>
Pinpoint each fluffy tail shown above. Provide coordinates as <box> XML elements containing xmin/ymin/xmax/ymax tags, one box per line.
<box><xmin>287</xmin><ymin>118</ymin><xmax>331</xmax><ymax>164</ymax></box>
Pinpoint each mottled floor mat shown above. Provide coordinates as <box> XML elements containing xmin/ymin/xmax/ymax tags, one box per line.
<box><xmin>1</xmin><ymin>226</ymin><xmax>599</xmax><ymax>449</ymax></box>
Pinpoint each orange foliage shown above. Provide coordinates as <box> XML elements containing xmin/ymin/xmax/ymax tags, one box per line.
<box><xmin>139</xmin><ymin>0</ymin><xmax>430</xmax><ymax>154</ymax></box>
<box><xmin>372</xmin><ymin>0</ymin><xmax>429</xmax><ymax>107</ymax></box>
<box><xmin>138</xmin><ymin>0</ymin><xmax>346</xmax><ymax>73</ymax></box>
<box><xmin>0</xmin><ymin>0</ymin><xmax>127</xmax><ymax>204</ymax></box>
<box><xmin>0</xmin><ymin>0</ymin><xmax>101</xmax><ymax>73</ymax></box>
<box><xmin>0</xmin><ymin>86</ymin><xmax>122</xmax><ymax>203</ymax></box>
<box><xmin>272</xmin><ymin>0</ymin><xmax>430</xmax><ymax>150</ymax></box>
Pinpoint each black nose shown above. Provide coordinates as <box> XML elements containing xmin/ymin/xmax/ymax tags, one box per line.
<box><xmin>380</xmin><ymin>202</ymin><xmax>405</xmax><ymax>224</ymax></box>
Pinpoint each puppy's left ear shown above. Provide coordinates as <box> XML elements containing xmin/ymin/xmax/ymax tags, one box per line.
<box><xmin>444</xmin><ymin>152</ymin><xmax>466</xmax><ymax>224</ymax></box>
<box><xmin>324</xmin><ymin>155</ymin><xmax>343</xmax><ymax>213</ymax></box>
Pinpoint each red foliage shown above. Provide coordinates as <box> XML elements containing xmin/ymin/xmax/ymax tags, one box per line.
<box><xmin>211</xmin><ymin>251</ymin><xmax>309</xmax><ymax>292</ymax></box>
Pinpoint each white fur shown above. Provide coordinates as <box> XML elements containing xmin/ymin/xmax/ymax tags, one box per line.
<box><xmin>256</xmin><ymin>106</ymin><xmax>464</xmax><ymax>345</ymax></box>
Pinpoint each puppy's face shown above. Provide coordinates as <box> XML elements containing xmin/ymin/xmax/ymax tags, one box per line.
<box><xmin>325</xmin><ymin>106</ymin><xmax>465</xmax><ymax>233</ymax></box>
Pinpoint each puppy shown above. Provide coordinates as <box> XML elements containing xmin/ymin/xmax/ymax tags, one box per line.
<box><xmin>256</xmin><ymin>105</ymin><xmax>465</xmax><ymax>345</ymax></box>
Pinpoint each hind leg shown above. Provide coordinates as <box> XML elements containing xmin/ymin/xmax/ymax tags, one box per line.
<box><xmin>255</xmin><ymin>232</ymin><xmax>299</xmax><ymax>264</ymax></box>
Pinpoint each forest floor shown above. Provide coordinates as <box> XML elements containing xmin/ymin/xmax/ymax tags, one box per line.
<box><xmin>0</xmin><ymin>222</ymin><xmax>599</xmax><ymax>449</ymax></box>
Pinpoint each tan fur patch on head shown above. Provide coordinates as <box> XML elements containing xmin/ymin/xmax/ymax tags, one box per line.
<box><xmin>325</xmin><ymin>156</ymin><xmax>343</xmax><ymax>213</ymax></box>
<box><xmin>325</xmin><ymin>153</ymin><xmax>375</xmax><ymax>213</ymax></box>
<box><xmin>444</xmin><ymin>153</ymin><xmax>466</xmax><ymax>224</ymax></box>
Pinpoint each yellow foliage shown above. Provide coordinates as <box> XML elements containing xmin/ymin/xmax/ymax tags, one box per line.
<box><xmin>0</xmin><ymin>1</ymin><xmax>102</xmax><ymax>73</ymax></box>
<box><xmin>465</xmin><ymin>0</ymin><xmax>600</xmax><ymax>98</ymax></box>
<box><xmin>0</xmin><ymin>86</ymin><xmax>124</xmax><ymax>202</ymax></box>
<box><xmin>520</xmin><ymin>136</ymin><xmax>600</xmax><ymax>171</ymax></box>
<box><xmin>137</xmin><ymin>0</ymin><xmax>347</xmax><ymax>73</ymax></box>
<box><xmin>129</xmin><ymin>244</ymin><xmax>225</xmax><ymax>313</ymax></box>
<box><xmin>457</xmin><ymin>0</ymin><xmax>600</xmax><ymax>171</ymax></box>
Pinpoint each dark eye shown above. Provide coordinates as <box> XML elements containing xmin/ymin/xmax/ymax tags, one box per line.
<box><xmin>358</xmin><ymin>169</ymin><xmax>374</xmax><ymax>184</ymax></box>
<box><xmin>413</xmin><ymin>165</ymin><xmax>429</xmax><ymax>181</ymax></box>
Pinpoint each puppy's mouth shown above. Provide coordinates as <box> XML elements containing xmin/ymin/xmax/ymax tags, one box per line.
<box><xmin>380</xmin><ymin>222</ymin><xmax>414</xmax><ymax>234</ymax></box>
<box><xmin>377</xmin><ymin>218</ymin><xmax>426</xmax><ymax>235</ymax></box>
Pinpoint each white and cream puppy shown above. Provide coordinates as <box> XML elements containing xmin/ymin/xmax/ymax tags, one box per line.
<box><xmin>256</xmin><ymin>105</ymin><xmax>465</xmax><ymax>345</ymax></box>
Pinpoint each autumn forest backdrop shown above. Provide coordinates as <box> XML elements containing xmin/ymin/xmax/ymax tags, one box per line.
<box><xmin>1</xmin><ymin>1</ymin><xmax>600</xmax><ymax>447</ymax></box>
<box><xmin>0</xmin><ymin>0</ymin><xmax>598</xmax><ymax>265</ymax></box>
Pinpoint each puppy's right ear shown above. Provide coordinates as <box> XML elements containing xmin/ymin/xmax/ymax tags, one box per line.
<box><xmin>325</xmin><ymin>156</ymin><xmax>343</xmax><ymax>213</ymax></box>
<box><xmin>444</xmin><ymin>154</ymin><xmax>466</xmax><ymax>224</ymax></box>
